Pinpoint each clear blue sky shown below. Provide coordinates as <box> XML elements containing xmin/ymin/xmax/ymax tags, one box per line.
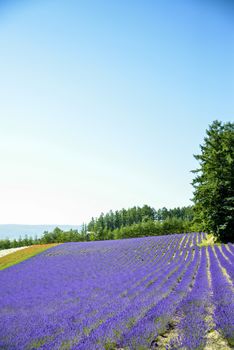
<box><xmin>0</xmin><ymin>0</ymin><xmax>233</xmax><ymax>224</ymax></box>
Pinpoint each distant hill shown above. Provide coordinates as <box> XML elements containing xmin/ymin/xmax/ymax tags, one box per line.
<box><xmin>0</xmin><ymin>225</ymin><xmax>82</xmax><ymax>240</ymax></box>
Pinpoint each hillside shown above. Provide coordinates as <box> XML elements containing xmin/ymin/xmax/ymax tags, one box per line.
<box><xmin>0</xmin><ymin>233</ymin><xmax>233</xmax><ymax>349</ymax></box>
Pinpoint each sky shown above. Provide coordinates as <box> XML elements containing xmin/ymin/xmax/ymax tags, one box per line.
<box><xmin>0</xmin><ymin>0</ymin><xmax>233</xmax><ymax>225</ymax></box>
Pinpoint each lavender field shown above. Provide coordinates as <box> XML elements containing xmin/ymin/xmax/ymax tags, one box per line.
<box><xmin>0</xmin><ymin>233</ymin><xmax>234</xmax><ymax>349</ymax></box>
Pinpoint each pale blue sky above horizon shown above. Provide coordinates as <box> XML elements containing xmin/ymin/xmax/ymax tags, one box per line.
<box><xmin>0</xmin><ymin>0</ymin><xmax>233</xmax><ymax>225</ymax></box>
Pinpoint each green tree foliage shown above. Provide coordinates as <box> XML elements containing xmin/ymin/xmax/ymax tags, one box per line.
<box><xmin>113</xmin><ymin>217</ymin><xmax>191</xmax><ymax>240</ymax></box>
<box><xmin>0</xmin><ymin>235</ymin><xmax>35</xmax><ymax>249</ymax></box>
<box><xmin>41</xmin><ymin>227</ymin><xmax>82</xmax><ymax>244</ymax></box>
<box><xmin>87</xmin><ymin>205</ymin><xmax>156</xmax><ymax>236</ymax></box>
<box><xmin>85</xmin><ymin>205</ymin><xmax>193</xmax><ymax>240</ymax></box>
<box><xmin>192</xmin><ymin>120</ymin><xmax>234</xmax><ymax>242</ymax></box>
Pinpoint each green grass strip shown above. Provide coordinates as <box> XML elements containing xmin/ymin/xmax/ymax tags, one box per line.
<box><xmin>0</xmin><ymin>244</ymin><xmax>60</xmax><ymax>270</ymax></box>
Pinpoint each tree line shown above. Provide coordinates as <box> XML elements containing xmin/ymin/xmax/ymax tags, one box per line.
<box><xmin>0</xmin><ymin>205</ymin><xmax>195</xmax><ymax>249</ymax></box>
<box><xmin>85</xmin><ymin>205</ymin><xmax>194</xmax><ymax>241</ymax></box>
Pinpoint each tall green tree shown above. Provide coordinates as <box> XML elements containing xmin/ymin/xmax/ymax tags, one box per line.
<box><xmin>192</xmin><ymin>120</ymin><xmax>234</xmax><ymax>242</ymax></box>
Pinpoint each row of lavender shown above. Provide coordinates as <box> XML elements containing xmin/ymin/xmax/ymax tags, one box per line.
<box><xmin>0</xmin><ymin>233</ymin><xmax>233</xmax><ymax>349</ymax></box>
<box><xmin>169</xmin><ymin>243</ymin><xmax>234</xmax><ymax>349</ymax></box>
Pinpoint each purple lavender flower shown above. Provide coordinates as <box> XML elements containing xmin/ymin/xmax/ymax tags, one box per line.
<box><xmin>0</xmin><ymin>234</ymin><xmax>233</xmax><ymax>349</ymax></box>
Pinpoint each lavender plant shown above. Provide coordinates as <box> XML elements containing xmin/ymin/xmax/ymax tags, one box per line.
<box><xmin>208</xmin><ymin>246</ymin><xmax>234</xmax><ymax>346</ymax></box>
<box><xmin>0</xmin><ymin>233</ymin><xmax>233</xmax><ymax>350</ymax></box>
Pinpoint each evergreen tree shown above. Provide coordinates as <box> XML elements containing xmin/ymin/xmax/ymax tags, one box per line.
<box><xmin>192</xmin><ymin>120</ymin><xmax>234</xmax><ymax>242</ymax></box>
